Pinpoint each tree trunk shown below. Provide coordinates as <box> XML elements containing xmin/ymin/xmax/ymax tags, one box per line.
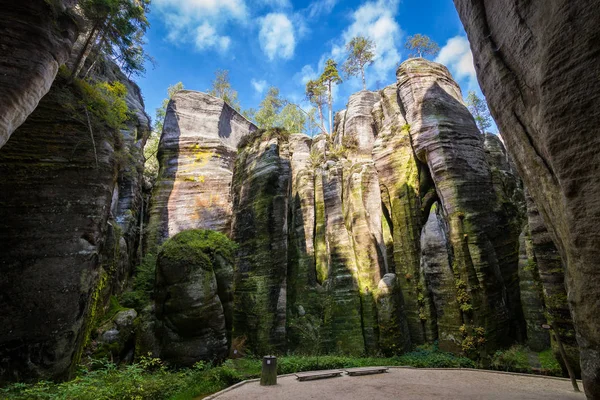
<box><xmin>328</xmin><ymin>81</ymin><xmax>333</xmax><ymax>135</ymax></box>
<box><xmin>70</xmin><ymin>22</ymin><xmax>100</xmax><ymax>81</ymax></box>
<box><xmin>361</xmin><ymin>67</ymin><xmax>366</xmax><ymax>90</ymax></box>
<box><xmin>318</xmin><ymin>104</ymin><xmax>324</xmax><ymax>131</ymax></box>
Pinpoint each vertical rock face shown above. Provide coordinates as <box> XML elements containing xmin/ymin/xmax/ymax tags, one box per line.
<box><xmin>154</xmin><ymin>230</ymin><xmax>235</xmax><ymax>366</ymax></box>
<box><xmin>0</xmin><ymin>66</ymin><xmax>149</xmax><ymax>381</ymax></box>
<box><xmin>224</xmin><ymin>60</ymin><xmax>526</xmax><ymax>360</ymax></box>
<box><xmin>231</xmin><ymin>132</ymin><xmax>291</xmax><ymax>354</ymax></box>
<box><xmin>148</xmin><ymin>91</ymin><xmax>256</xmax><ymax>249</ymax></box>
<box><xmin>526</xmin><ymin>193</ymin><xmax>580</xmax><ymax>375</ymax></box>
<box><xmin>453</xmin><ymin>1</ymin><xmax>600</xmax><ymax>394</ymax></box>
<box><xmin>517</xmin><ymin>227</ymin><xmax>550</xmax><ymax>352</ymax></box>
<box><xmin>397</xmin><ymin>58</ymin><xmax>524</xmax><ymax>351</ymax></box>
<box><xmin>0</xmin><ymin>0</ymin><xmax>78</xmax><ymax>149</ymax></box>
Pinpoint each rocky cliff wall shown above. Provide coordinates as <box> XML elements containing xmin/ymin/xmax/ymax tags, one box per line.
<box><xmin>453</xmin><ymin>1</ymin><xmax>600</xmax><ymax>394</ymax></box>
<box><xmin>224</xmin><ymin>59</ymin><xmax>527</xmax><ymax>360</ymax></box>
<box><xmin>0</xmin><ymin>0</ymin><xmax>78</xmax><ymax>150</ymax></box>
<box><xmin>147</xmin><ymin>91</ymin><xmax>257</xmax><ymax>251</ymax></box>
<box><xmin>0</xmin><ymin>65</ymin><xmax>150</xmax><ymax>381</ymax></box>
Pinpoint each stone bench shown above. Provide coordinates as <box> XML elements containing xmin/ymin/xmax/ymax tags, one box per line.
<box><xmin>295</xmin><ymin>370</ymin><xmax>344</xmax><ymax>381</ymax></box>
<box><xmin>345</xmin><ymin>367</ymin><xmax>389</xmax><ymax>376</ymax></box>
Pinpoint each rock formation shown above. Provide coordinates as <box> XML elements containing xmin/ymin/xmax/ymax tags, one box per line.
<box><xmin>0</xmin><ymin>63</ymin><xmax>150</xmax><ymax>381</ymax></box>
<box><xmin>0</xmin><ymin>0</ymin><xmax>78</xmax><ymax>149</ymax></box>
<box><xmin>147</xmin><ymin>91</ymin><xmax>257</xmax><ymax>250</ymax></box>
<box><xmin>453</xmin><ymin>1</ymin><xmax>600</xmax><ymax>395</ymax></box>
<box><xmin>154</xmin><ymin>230</ymin><xmax>235</xmax><ymax>365</ymax></box>
<box><xmin>223</xmin><ymin>59</ymin><xmax>526</xmax><ymax>360</ymax></box>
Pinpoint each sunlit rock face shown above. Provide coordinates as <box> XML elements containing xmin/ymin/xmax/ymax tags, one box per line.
<box><xmin>224</xmin><ymin>59</ymin><xmax>526</xmax><ymax>359</ymax></box>
<box><xmin>0</xmin><ymin>65</ymin><xmax>150</xmax><ymax>382</ymax></box>
<box><xmin>453</xmin><ymin>1</ymin><xmax>600</xmax><ymax>394</ymax></box>
<box><xmin>0</xmin><ymin>0</ymin><xmax>78</xmax><ymax>150</ymax></box>
<box><xmin>147</xmin><ymin>91</ymin><xmax>257</xmax><ymax>250</ymax></box>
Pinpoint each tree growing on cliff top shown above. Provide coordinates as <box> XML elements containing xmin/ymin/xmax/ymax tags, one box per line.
<box><xmin>72</xmin><ymin>0</ymin><xmax>151</xmax><ymax>79</ymax></box>
<box><xmin>319</xmin><ymin>59</ymin><xmax>342</xmax><ymax>135</ymax></box>
<box><xmin>255</xmin><ymin>87</ymin><xmax>283</xmax><ymax>129</ymax></box>
<box><xmin>208</xmin><ymin>69</ymin><xmax>241</xmax><ymax>112</ymax></box>
<box><xmin>342</xmin><ymin>36</ymin><xmax>376</xmax><ymax>90</ymax></box>
<box><xmin>404</xmin><ymin>34</ymin><xmax>440</xmax><ymax>58</ymax></box>
<box><xmin>466</xmin><ymin>91</ymin><xmax>493</xmax><ymax>133</ymax></box>
<box><xmin>305</xmin><ymin>79</ymin><xmax>327</xmax><ymax>131</ymax></box>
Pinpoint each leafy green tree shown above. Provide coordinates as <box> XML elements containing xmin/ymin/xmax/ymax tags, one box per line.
<box><xmin>404</xmin><ymin>34</ymin><xmax>440</xmax><ymax>58</ymax></box>
<box><xmin>305</xmin><ymin>79</ymin><xmax>327</xmax><ymax>132</ymax></box>
<box><xmin>342</xmin><ymin>36</ymin><xmax>376</xmax><ymax>90</ymax></box>
<box><xmin>255</xmin><ymin>87</ymin><xmax>283</xmax><ymax>129</ymax></box>
<box><xmin>72</xmin><ymin>0</ymin><xmax>151</xmax><ymax>79</ymax></box>
<box><xmin>466</xmin><ymin>91</ymin><xmax>493</xmax><ymax>133</ymax></box>
<box><xmin>278</xmin><ymin>104</ymin><xmax>306</xmax><ymax>133</ymax></box>
<box><xmin>208</xmin><ymin>69</ymin><xmax>241</xmax><ymax>112</ymax></box>
<box><xmin>319</xmin><ymin>59</ymin><xmax>342</xmax><ymax>134</ymax></box>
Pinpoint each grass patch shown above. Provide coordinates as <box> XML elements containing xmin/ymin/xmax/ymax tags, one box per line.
<box><xmin>1</xmin><ymin>347</ymin><xmax>476</xmax><ymax>400</ymax></box>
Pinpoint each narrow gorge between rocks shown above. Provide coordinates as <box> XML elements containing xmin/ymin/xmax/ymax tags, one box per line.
<box><xmin>0</xmin><ymin>1</ymin><xmax>598</xmax><ymax>399</ymax></box>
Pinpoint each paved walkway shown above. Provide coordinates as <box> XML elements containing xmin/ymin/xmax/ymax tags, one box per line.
<box><xmin>210</xmin><ymin>368</ymin><xmax>585</xmax><ymax>400</ymax></box>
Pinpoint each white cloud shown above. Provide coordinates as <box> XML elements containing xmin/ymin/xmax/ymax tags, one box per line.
<box><xmin>153</xmin><ymin>0</ymin><xmax>247</xmax><ymax>52</ymax></box>
<box><xmin>307</xmin><ymin>0</ymin><xmax>337</xmax><ymax>18</ymax></box>
<box><xmin>297</xmin><ymin>65</ymin><xmax>318</xmax><ymax>85</ymax></box>
<box><xmin>258</xmin><ymin>0</ymin><xmax>292</xmax><ymax>9</ymax></box>
<box><xmin>251</xmin><ymin>79</ymin><xmax>268</xmax><ymax>94</ymax></box>
<box><xmin>258</xmin><ymin>13</ymin><xmax>296</xmax><ymax>61</ymax></box>
<box><xmin>327</xmin><ymin>0</ymin><xmax>402</xmax><ymax>87</ymax></box>
<box><xmin>435</xmin><ymin>36</ymin><xmax>477</xmax><ymax>86</ymax></box>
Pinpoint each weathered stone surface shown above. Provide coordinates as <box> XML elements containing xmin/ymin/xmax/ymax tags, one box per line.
<box><xmin>421</xmin><ymin>202</ymin><xmax>463</xmax><ymax>353</ymax></box>
<box><xmin>526</xmin><ymin>193</ymin><xmax>580</xmax><ymax>376</ymax></box>
<box><xmin>231</xmin><ymin>132</ymin><xmax>291</xmax><ymax>354</ymax></box>
<box><xmin>376</xmin><ymin>274</ymin><xmax>411</xmax><ymax>355</ymax></box>
<box><xmin>453</xmin><ymin>1</ymin><xmax>600</xmax><ymax>394</ymax></box>
<box><xmin>154</xmin><ymin>230</ymin><xmax>235</xmax><ymax>366</ymax></box>
<box><xmin>0</xmin><ymin>0</ymin><xmax>78</xmax><ymax>149</ymax></box>
<box><xmin>397</xmin><ymin>58</ymin><xmax>524</xmax><ymax>352</ymax></box>
<box><xmin>319</xmin><ymin>161</ymin><xmax>365</xmax><ymax>355</ymax></box>
<box><xmin>372</xmin><ymin>84</ymin><xmax>427</xmax><ymax>344</ymax></box>
<box><xmin>148</xmin><ymin>91</ymin><xmax>256</xmax><ymax>249</ymax></box>
<box><xmin>335</xmin><ymin>90</ymin><xmax>380</xmax><ymax>157</ymax></box>
<box><xmin>0</xmin><ymin>75</ymin><xmax>124</xmax><ymax>381</ymax></box>
<box><xmin>95</xmin><ymin>309</ymin><xmax>138</xmax><ymax>363</ymax></box>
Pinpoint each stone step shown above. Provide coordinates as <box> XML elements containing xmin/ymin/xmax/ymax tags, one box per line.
<box><xmin>295</xmin><ymin>370</ymin><xmax>344</xmax><ymax>381</ymax></box>
<box><xmin>345</xmin><ymin>367</ymin><xmax>389</xmax><ymax>376</ymax></box>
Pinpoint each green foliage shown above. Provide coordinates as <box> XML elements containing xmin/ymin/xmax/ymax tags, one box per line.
<box><xmin>305</xmin><ymin>79</ymin><xmax>327</xmax><ymax>133</ymax></box>
<box><xmin>160</xmin><ymin>229</ymin><xmax>237</xmax><ymax>266</ymax></box>
<box><xmin>491</xmin><ymin>345</ymin><xmax>531</xmax><ymax>373</ymax></box>
<box><xmin>208</xmin><ymin>69</ymin><xmax>241</xmax><ymax>112</ymax></box>
<box><xmin>539</xmin><ymin>349</ymin><xmax>562</xmax><ymax>376</ymax></box>
<box><xmin>255</xmin><ymin>87</ymin><xmax>284</xmax><ymax>129</ymax></box>
<box><xmin>320</xmin><ymin>59</ymin><xmax>342</xmax><ymax>134</ymax></box>
<box><xmin>342</xmin><ymin>36</ymin><xmax>376</xmax><ymax>90</ymax></box>
<box><xmin>237</xmin><ymin>127</ymin><xmax>291</xmax><ymax>150</ymax></box>
<box><xmin>466</xmin><ymin>91</ymin><xmax>493</xmax><ymax>134</ymax></box>
<box><xmin>70</xmin><ymin>79</ymin><xmax>129</xmax><ymax>130</ymax></box>
<box><xmin>278</xmin><ymin>103</ymin><xmax>306</xmax><ymax>133</ymax></box>
<box><xmin>455</xmin><ymin>279</ymin><xmax>473</xmax><ymax>314</ymax></box>
<box><xmin>75</xmin><ymin>0</ymin><xmax>151</xmax><ymax>78</ymax></box>
<box><xmin>404</xmin><ymin>34</ymin><xmax>440</xmax><ymax>58</ymax></box>
<box><xmin>119</xmin><ymin>253</ymin><xmax>157</xmax><ymax>311</ymax></box>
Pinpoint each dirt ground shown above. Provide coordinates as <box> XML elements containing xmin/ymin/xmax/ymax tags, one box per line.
<box><xmin>210</xmin><ymin>368</ymin><xmax>585</xmax><ymax>400</ymax></box>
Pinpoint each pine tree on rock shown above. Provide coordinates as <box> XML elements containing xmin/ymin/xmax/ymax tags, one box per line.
<box><xmin>208</xmin><ymin>69</ymin><xmax>241</xmax><ymax>112</ymax></box>
<box><xmin>342</xmin><ymin>36</ymin><xmax>376</xmax><ymax>90</ymax></box>
<box><xmin>305</xmin><ymin>79</ymin><xmax>327</xmax><ymax>133</ymax></box>
<box><xmin>319</xmin><ymin>59</ymin><xmax>342</xmax><ymax>135</ymax></box>
<box><xmin>404</xmin><ymin>34</ymin><xmax>440</xmax><ymax>58</ymax></box>
<box><xmin>466</xmin><ymin>91</ymin><xmax>493</xmax><ymax>134</ymax></box>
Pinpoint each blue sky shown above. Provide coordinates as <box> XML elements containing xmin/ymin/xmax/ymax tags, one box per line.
<box><xmin>136</xmin><ymin>0</ymin><xmax>484</xmax><ymax>128</ymax></box>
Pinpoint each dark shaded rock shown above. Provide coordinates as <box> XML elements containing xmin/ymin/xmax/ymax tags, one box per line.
<box><xmin>231</xmin><ymin>131</ymin><xmax>291</xmax><ymax>354</ymax></box>
<box><xmin>376</xmin><ymin>274</ymin><xmax>411</xmax><ymax>355</ymax></box>
<box><xmin>453</xmin><ymin>1</ymin><xmax>600</xmax><ymax>394</ymax></box>
<box><xmin>154</xmin><ymin>229</ymin><xmax>235</xmax><ymax>366</ymax></box>
<box><xmin>517</xmin><ymin>227</ymin><xmax>550</xmax><ymax>352</ymax></box>
<box><xmin>0</xmin><ymin>0</ymin><xmax>78</xmax><ymax>149</ymax></box>
<box><xmin>95</xmin><ymin>309</ymin><xmax>138</xmax><ymax>362</ymax></box>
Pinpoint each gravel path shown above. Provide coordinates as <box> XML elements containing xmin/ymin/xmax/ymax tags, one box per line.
<box><xmin>210</xmin><ymin>368</ymin><xmax>585</xmax><ymax>400</ymax></box>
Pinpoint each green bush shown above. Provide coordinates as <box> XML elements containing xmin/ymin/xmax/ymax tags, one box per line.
<box><xmin>120</xmin><ymin>253</ymin><xmax>157</xmax><ymax>311</ymax></box>
<box><xmin>490</xmin><ymin>345</ymin><xmax>531</xmax><ymax>372</ymax></box>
